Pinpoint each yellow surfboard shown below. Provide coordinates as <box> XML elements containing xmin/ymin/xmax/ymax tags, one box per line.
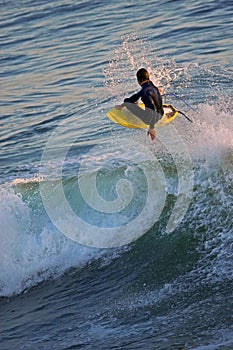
<box><xmin>106</xmin><ymin>103</ymin><xmax>179</xmax><ymax>129</ymax></box>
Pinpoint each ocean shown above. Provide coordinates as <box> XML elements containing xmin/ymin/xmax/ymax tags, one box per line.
<box><xmin>0</xmin><ymin>0</ymin><xmax>233</xmax><ymax>349</ymax></box>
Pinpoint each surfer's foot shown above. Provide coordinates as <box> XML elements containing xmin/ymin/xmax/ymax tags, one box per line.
<box><xmin>147</xmin><ymin>128</ymin><xmax>156</xmax><ymax>141</ymax></box>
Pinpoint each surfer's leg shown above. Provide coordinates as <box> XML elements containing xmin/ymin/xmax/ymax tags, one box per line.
<box><xmin>124</xmin><ymin>103</ymin><xmax>161</xmax><ymax>125</ymax></box>
<box><xmin>124</xmin><ymin>102</ymin><xmax>151</xmax><ymax>124</ymax></box>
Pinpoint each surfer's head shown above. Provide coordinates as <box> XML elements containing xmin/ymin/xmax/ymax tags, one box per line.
<box><xmin>136</xmin><ymin>68</ymin><xmax>149</xmax><ymax>85</ymax></box>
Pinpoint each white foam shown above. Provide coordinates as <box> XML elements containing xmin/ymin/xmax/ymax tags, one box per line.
<box><xmin>0</xmin><ymin>186</ymin><xmax>101</xmax><ymax>297</ymax></box>
<box><xmin>187</xmin><ymin>103</ymin><xmax>233</xmax><ymax>159</ymax></box>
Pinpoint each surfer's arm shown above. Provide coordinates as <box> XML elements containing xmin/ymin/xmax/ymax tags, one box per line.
<box><xmin>115</xmin><ymin>92</ymin><xmax>141</xmax><ymax>109</ymax></box>
<box><xmin>115</xmin><ymin>104</ymin><xmax>125</xmax><ymax>109</ymax></box>
<box><xmin>124</xmin><ymin>90</ymin><xmax>141</xmax><ymax>104</ymax></box>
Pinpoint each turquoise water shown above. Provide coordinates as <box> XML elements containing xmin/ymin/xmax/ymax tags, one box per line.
<box><xmin>0</xmin><ymin>1</ymin><xmax>233</xmax><ymax>349</ymax></box>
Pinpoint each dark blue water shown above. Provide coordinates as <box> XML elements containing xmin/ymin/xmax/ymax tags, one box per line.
<box><xmin>0</xmin><ymin>0</ymin><xmax>233</xmax><ymax>349</ymax></box>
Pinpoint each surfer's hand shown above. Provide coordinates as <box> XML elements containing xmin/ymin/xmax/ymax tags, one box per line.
<box><xmin>147</xmin><ymin>128</ymin><xmax>156</xmax><ymax>141</ymax></box>
<box><xmin>115</xmin><ymin>104</ymin><xmax>124</xmax><ymax>110</ymax></box>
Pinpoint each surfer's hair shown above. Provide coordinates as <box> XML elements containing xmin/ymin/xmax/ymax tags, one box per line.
<box><xmin>136</xmin><ymin>68</ymin><xmax>149</xmax><ymax>83</ymax></box>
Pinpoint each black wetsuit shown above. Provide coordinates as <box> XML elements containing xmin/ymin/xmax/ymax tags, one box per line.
<box><xmin>123</xmin><ymin>81</ymin><xmax>164</xmax><ymax>128</ymax></box>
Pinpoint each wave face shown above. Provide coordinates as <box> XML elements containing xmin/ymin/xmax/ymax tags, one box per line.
<box><xmin>0</xmin><ymin>130</ymin><xmax>232</xmax><ymax>297</ymax></box>
<box><xmin>0</xmin><ymin>143</ymin><xmax>232</xmax><ymax>349</ymax></box>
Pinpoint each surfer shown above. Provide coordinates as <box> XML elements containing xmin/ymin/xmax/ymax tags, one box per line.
<box><xmin>115</xmin><ymin>68</ymin><xmax>164</xmax><ymax>140</ymax></box>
